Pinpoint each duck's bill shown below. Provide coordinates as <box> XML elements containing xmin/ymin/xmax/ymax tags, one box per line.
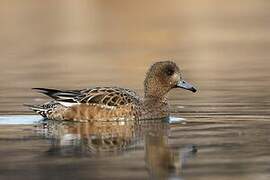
<box><xmin>177</xmin><ymin>80</ymin><xmax>197</xmax><ymax>93</ymax></box>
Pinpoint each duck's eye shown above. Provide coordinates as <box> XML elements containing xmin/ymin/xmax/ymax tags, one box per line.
<box><xmin>165</xmin><ymin>68</ymin><xmax>175</xmax><ymax>76</ymax></box>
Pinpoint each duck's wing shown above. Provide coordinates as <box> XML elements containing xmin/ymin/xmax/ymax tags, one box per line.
<box><xmin>33</xmin><ymin>87</ymin><xmax>140</xmax><ymax>107</ymax></box>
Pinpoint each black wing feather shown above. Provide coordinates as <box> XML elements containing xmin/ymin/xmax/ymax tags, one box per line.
<box><xmin>33</xmin><ymin>88</ymin><xmax>80</xmax><ymax>103</ymax></box>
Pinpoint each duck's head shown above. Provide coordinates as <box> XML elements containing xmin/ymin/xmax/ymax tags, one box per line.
<box><xmin>144</xmin><ymin>61</ymin><xmax>197</xmax><ymax>98</ymax></box>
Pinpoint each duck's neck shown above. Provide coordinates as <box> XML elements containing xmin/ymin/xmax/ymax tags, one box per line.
<box><xmin>143</xmin><ymin>94</ymin><xmax>168</xmax><ymax>104</ymax></box>
<box><xmin>142</xmin><ymin>94</ymin><xmax>169</xmax><ymax>119</ymax></box>
<box><xmin>143</xmin><ymin>92</ymin><xmax>169</xmax><ymax>112</ymax></box>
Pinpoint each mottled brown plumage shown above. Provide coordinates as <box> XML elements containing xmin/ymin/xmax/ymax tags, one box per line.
<box><xmin>28</xmin><ymin>61</ymin><xmax>197</xmax><ymax>121</ymax></box>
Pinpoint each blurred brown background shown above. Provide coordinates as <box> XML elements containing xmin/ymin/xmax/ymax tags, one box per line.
<box><xmin>0</xmin><ymin>0</ymin><xmax>270</xmax><ymax>115</ymax></box>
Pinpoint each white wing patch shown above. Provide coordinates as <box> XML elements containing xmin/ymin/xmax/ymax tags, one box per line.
<box><xmin>59</xmin><ymin>102</ymin><xmax>79</xmax><ymax>107</ymax></box>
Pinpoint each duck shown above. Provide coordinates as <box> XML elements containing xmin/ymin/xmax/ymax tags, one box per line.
<box><xmin>27</xmin><ymin>61</ymin><xmax>197</xmax><ymax>121</ymax></box>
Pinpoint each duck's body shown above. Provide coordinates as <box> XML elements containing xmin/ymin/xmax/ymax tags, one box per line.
<box><xmin>29</xmin><ymin>87</ymin><xmax>169</xmax><ymax>121</ymax></box>
<box><xmin>28</xmin><ymin>61</ymin><xmax>196</xmax><ymax>121</ymax></box>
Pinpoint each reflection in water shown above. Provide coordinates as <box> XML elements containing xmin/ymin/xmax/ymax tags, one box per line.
<box><xmin>145</xmin><ymin>127</ymin><xmax>197</xmax><ymax>180</ymax></box>
<box><xmin>35</xmin><ymin>119</ymin><xmax>196</xmax><ymax>179</ymax></box>
<box><xmin>37</xmin><ymin>120</ymin><xmax>140</xmax><ymax>155</ymax></box>
<box><xmin>2</xmin><ymin>117</ymin><xmax>270</xmax><ymax>180</ymax></box>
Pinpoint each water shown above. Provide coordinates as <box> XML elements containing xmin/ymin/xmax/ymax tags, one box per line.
<box><xmin>1</xmin><ymin>0</ymin><xmax>270</xmax><ymax>179</ymax></box>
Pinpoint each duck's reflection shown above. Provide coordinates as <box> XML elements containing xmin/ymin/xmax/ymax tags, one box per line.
<box><xmin>37</xmin><ymin>120</ymin><xmax>141</xmax><ymax>154</ymax></box>
<box><xmin>145</xmin><ymin>129</ymin><xmax>197</xmax><ymax>179</ymax></box>
<box><xmin>36</xmin><ymin>119</ymin><xmax>196</xmax><ymax>178</ymax></box>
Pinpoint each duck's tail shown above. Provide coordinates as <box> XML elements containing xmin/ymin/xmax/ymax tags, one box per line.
<box><xmin>24</xmin><ymin>104</ymin><xmax>49</xmax><ymax>117</ymax></box>
<box><xmin>24</xmin><ymin>101</ymin><xmax>61</xmax><ymax>118</ymax></box>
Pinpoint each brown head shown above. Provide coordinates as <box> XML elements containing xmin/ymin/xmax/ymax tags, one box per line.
<box><xmin>144</xmin><ymin>61</ymin><xmax>197</xmax><ymax>99</ymax></box>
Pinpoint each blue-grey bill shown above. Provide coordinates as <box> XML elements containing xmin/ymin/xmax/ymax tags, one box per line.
<box><xmin>177</xmin><ymin>80</ymin><xmax>197</xmax><ymax>93</ymax></box>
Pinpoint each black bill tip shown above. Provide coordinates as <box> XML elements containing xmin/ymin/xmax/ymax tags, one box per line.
<box><xmin>191</xmin><ymin>87</ymin><xmax>197</xmax><ymax>93</ymax></box>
